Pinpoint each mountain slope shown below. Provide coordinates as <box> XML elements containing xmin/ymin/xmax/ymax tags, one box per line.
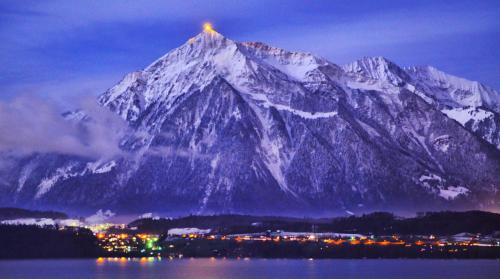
<box><xmin>1</xmin><ymin>29</ymin><xmax>499</xmax><ymax>215</ymax></box>
<box><xmin>343</xmin><ymin>57</ymin><xmax>500</xmax><ymax>149</ymax></box>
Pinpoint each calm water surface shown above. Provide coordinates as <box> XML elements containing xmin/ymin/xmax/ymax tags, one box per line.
<box><xmin>1</xmin><ymin>258</ymin><xmax>499</xmax><ymax>279</ymax></box>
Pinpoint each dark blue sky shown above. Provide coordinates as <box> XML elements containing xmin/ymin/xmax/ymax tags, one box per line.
<box><xmin>1</xmin><ymin>0</ymin><xmax>499</xmax><ymax>106</ymax></box>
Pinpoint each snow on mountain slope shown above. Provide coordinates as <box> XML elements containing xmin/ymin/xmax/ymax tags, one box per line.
<box><xmin>1</xmin><ymin>29</ymin><xmax>499</xmax><ymax>215</ymax></box>
<box><xmin>343</xmin><ymin>56</ymin><xmax>411</xmax><ymax>86</ymax></box>
<box><xmin>441</xmin><ymin>107</ymin><xmax>493</xmax><ymax>126</ymax></box>
<box><xmin>406</xmin><ymin>66</ymin><xmax>500</xmax><ymax>111</ymax></box>
<box><xmin>100</xmin><ymin>30</ymin><xmax>343</xmax><ymax>123</ymax></box>
<box><xmin>344</xmin><ymin>57</ymin><xmax>500</xmax><ymax>149</ymax></box>
<box><xmin>406</xmin><ymin>66</ymin><xmax>500</xmax><ymax>149</ymax></box>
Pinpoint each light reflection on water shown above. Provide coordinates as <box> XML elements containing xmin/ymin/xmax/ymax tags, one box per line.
<box><xmin>1</xmin><ymin>258</ymin><xmax>500</xmax><ymax>279</ymax></box>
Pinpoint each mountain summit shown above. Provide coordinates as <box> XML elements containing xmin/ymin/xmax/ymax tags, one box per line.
<box><xmin>1</xmin><ymin>31</ymin><xmax>499</xmax><ymax>215</ymax></box>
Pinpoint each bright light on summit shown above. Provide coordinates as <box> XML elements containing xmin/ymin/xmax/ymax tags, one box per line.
<box><xmin>203</xmin><ymin>22</ymin><xmax>215</xmax><ymax>33</ymax></box>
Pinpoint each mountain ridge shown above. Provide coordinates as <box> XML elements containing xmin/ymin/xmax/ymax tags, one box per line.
<box><xmin>1</xmin><ymin>29</ymin><xmax>499</xmax><ymax>215</ymax></box>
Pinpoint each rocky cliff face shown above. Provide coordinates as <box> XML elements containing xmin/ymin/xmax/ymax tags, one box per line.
<box><xmin>1</xmin><ymin>29</ymin><xmax>499</xmax><ymax>215</ymax></box>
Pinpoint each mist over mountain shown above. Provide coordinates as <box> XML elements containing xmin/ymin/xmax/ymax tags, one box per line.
<box><xmin>0</xmin><ymin>28</ymin><xmax>499</xmax><ymax>216</ymax></box>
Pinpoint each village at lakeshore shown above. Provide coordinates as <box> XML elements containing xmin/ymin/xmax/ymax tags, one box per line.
<box><xmin>0</xmin><ymin>208</ymin><xmax>499</xmax><ymax>259</ymax></box>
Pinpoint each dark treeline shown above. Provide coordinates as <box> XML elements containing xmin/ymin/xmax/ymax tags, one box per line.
<box><xmin>129</xmin><ymin>215</ymin><xmax>325</xmax><ymax>234</ymax></box>
<box><xmin>131</xmin><ymin>211</ymin><xmax>500</xmax><ymax>235</ymax></box>
<box><xmin>0</xmin><ymin>207</ymin><xmax>67</xmax><ymax>220</ymax></box>
<box><xmin>0</xmin><ymin>225</ymin><xmax>101</xmax><ymax>259</ymax></box>
<box><xmin>327</xmin><ymin>211</ymin><xmax>500</xmax><ymax>235</ymax></box>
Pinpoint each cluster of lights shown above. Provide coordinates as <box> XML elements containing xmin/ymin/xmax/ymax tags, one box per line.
<box><xmin>96</xmin><ymin>233</ymin><xmax>160</xmax><ymax>254</ymax></box>
<box><xmin>168</xmin><ymin>232</ymin><xmax>499</xmax><ymax>248</ymax></box>
<box><xmin>90</xmin><ymin>229</ymin><xmax>499</xmax><ymax>262</ymax></box>
<box><xmin>96</xmin><ymin>256</ymin><xmax>163</xmax><ymax>264</ymax></box>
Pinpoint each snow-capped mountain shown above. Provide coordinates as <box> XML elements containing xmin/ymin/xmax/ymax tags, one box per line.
<box><xmin>1</xmin><ymin>29</ymin><xmax>499</xmax><ymax>215</ymax></box>
<box><xmin>406</xmin><ymin>65</ymin><xmax>500</xmax><ymax>149</ymax></box>
<box><xmin>343</xmin><ymin>57</ymin><xmax>500</xmax><ymax>148</ymax></box>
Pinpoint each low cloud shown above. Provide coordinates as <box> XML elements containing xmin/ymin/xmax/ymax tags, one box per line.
<box><xmin>0</xmin><ymin>95</ymin><xmax>128</xmax><ymax>160</ymax></box>
<box><xmin>147</xmin><ymin>146</ymin><xmax>210</xmax><ymax>160</ymax></box>
<box><xmin>85</xmin><ymin>209</ymin><xmax>115</xmax><ymax>224</ymax></box>
<box><xmin>138</xmin><ymin>212</ymin><xmax>159</xmax><ymax>220</ymax></box>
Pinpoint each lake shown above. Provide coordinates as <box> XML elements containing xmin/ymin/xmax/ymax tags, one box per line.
<box><xmin>1</xmin><ymin>258</ymin><xmax>499</xmax><ymax>279</ymax></box>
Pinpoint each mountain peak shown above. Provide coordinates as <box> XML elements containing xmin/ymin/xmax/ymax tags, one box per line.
<box><xmin>186</xmin><ymin>23</ymin><xmax>226</xmax><ymax>45</ymax></box>
<box><xmin>343</xmin><ymin>56</ymin><xmax>410</xmax><ymax>85</ymax></box>
<box><xmin>184</xmin><ymin>33</ymin><xmax>228</xmax><ymax>53</ymax></box>
<box><xmin>202</xmin><ymin>22</ymin><xmax>216</xmax><ymax>34</ymax></box>
<box><xmin>345</xmin><ymin>56</ymin><xmax>399</xmax><ymax>73</ymax></box>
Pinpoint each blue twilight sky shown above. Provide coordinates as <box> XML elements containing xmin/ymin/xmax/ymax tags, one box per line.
<box><xmin>1</xmin><ymin>0</ymin><xmax>499</xmax><ymax>106</ymax></box>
